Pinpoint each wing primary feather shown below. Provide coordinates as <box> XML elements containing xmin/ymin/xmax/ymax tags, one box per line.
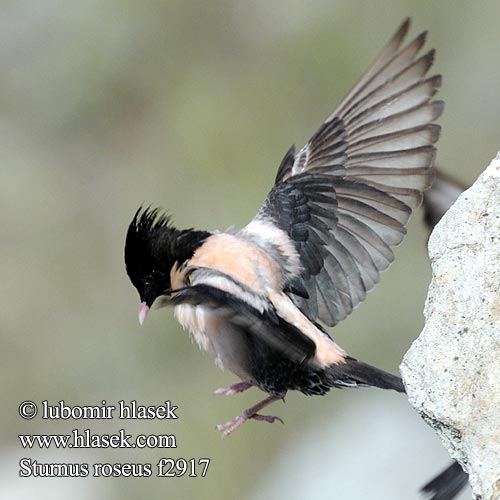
<box><xmin>333</xmin><ymin>18</ymin><xmax>412</xmax><ymax>119</ymax></box>
<box><xmin>348</xmin><ymin>100</ymin><xmax>443</xmax><ymax>141</ymax></box>
<box><xmin>340</xmin><ymin>49</ymin><xmax>436</xmax><ymax>123</ymax></box>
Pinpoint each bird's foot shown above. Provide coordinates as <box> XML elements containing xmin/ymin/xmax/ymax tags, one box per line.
<box><xmin>250</xmin><ymin>414</ymin><xmax>284</xmax><ymax>424</ymax></box>
<box><xmin>216</xmin><ymin>413</ymin><xmax>284</xmax><ymax>437</ymax></box>
<box><xmin>215</xmin><ymin>393</ymin><xmax>285</xmax><ymax>437</ymax></box>
<box><xmin>214</xmin><ymin>382</ymin><xmax>253</xmax><ymax>396</ymax></box>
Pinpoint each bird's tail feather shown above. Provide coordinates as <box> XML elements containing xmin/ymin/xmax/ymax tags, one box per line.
<box><xmin>327</xmin><ymin>356</ymin><xmax>406</xmax><ymax>393</ymax></box>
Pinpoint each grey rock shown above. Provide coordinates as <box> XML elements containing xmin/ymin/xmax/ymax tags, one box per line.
<box><xmin>401</xmin><ymin>153</ymin><xmax>500</xmax><ymax>500</ymax></box>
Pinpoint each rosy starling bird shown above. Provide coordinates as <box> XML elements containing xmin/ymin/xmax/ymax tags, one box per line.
<box><xmin>125</xmin><ymin>19</ymin><xmax>468</xmax><ymax>500</ymax></box>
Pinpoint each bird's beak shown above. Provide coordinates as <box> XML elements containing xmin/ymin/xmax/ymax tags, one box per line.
<box><xmin>138</xmin><ymin>302</ymin><xmax>150</xmax><ymax>325</ymax></box>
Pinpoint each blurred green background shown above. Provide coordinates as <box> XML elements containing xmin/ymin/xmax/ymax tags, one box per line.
<box><xmin>3</xmin><ymin>1</ymin><xmax>498</xmax><ymax>499</ymax></box>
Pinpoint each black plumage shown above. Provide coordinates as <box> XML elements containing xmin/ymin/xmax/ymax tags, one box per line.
<box><xmin>125</xmin><ymin>207</ymin><xmax>211</xmax><ymax>307</ymax></box>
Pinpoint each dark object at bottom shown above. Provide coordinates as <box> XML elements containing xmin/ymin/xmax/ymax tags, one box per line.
<box><xmin>421</xmin><ymin>461</ymin><xmax>469</xmax><ymax>500</ymax></box>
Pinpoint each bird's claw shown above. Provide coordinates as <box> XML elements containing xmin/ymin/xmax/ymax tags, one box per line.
<box><xmin>250</xmin><ymin>413</ymin><xmax>284</xmax><ymax>425</ymax></box>
<box><xmin>216</xmin><ymin>412</ymin><xmax>284</xmax><ymax>437</ymax></box>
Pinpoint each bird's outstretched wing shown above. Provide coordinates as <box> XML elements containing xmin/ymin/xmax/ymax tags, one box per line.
<box><xmin>240</xmin><ymin>19</ymin><xmax>443</xmax><ymax>326</ymax></box>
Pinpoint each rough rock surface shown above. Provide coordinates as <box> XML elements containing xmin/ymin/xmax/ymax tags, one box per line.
<box><xmin>401</xmin><ymin>153</ymin><xmax>500</xmax><ymax>500</ymax></box>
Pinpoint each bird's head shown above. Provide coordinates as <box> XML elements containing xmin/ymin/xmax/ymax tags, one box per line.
<box><xmin>124</xmin><ymin>207</ymin><xmax>178</xmax><ymax>324</ymax></box>
<box><xmin>124</xmin><ymin>206</ymin><xmax>211</xmax><ymax>324</ymax></box>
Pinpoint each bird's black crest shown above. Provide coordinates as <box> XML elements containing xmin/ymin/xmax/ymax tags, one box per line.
<box><xmin>130</xmin><ymin>206</ymin><xmax>173</xmax><ymax>236</ymax></box>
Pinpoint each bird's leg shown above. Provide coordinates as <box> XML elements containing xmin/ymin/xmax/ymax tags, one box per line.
<box><xmin>216</xmin><ymin>393</ymin><xmax>285</xmax><ymax>437</ymax></box>
<box><xmin>214</xmin><ymin>381</ymin><xmax>254</xmax><ymax>396</ymax></box>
